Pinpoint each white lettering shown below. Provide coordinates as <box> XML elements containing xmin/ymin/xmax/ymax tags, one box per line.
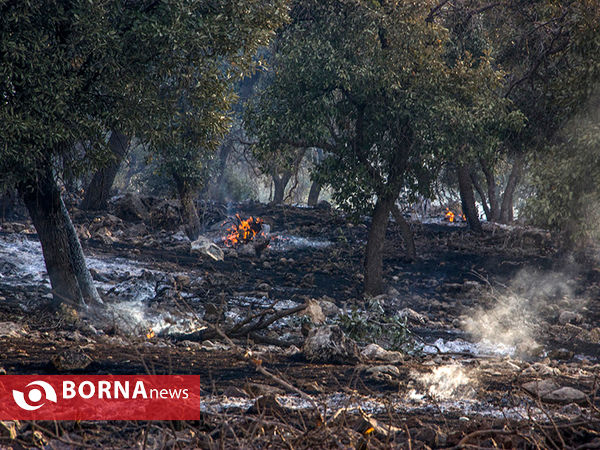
<box><xmin>98</xmin><ymin>380</ymin><xmax>111</xmax><ymax>399</ymax></box>
<box><xmin>63</xmin><ymin>381</ymin><xmax>76</xmax><ymax>399</ymax></box>
<box><xmin>132</xmin><ymin>381</ymin><xmax>147</xmax><ymax>399</ymax></box>
<box><xmin>115</xmin><ymin>381</ymin><xmax>129</xmax><ymax>399</ymax></box>
<box><xmin>79</xmin><ymin>381</ymin><xmax>95</xmax><ymax>399</ymax></box>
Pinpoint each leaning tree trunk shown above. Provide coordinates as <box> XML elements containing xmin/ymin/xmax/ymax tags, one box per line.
<box><xmin>457</xmin><ymin>164</ymin><xmax>483</xmax><ymax>233</ymax></box>
<box><xmin>307</xmin><ymin>180</ymin><xmax>321</xmax><ymax>206</ymax></box>
<box><xmin>364</xmin><ymin>193</ymin><xmax>397</xmax><ymax>296</ymax></box>
<box><xmin>19</xmin><ymin>167</ymin><xmax>103</xmax><ymax>309</ymax></box>
<box><xmin>391</xmin><ymin>204</ymin><xmax>416</xmax><ymax>261</ymax></box>
<box><xmin>272</xmin><ymin>172</ymin><xmax>291</xmax><ymax>205</ymax></box>
<box><xmin>81</xmin><ymin>130</ymin><xmax>129</xmax><ymax>211</ymax></box>
<box><xmin>499</xmin><ymin>154</ymin><xmax>524</xmax><ymax>224</ymax></box>
<box><xmin>173</xmin><ymin>173</ymin><xmax>201</xmax><ymax>241</ymax></box>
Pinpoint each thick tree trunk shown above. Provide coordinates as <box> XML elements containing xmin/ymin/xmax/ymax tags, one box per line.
<box><xmin>19</xmin><ymin>168</ymin><xmax>102</xmax><ymax>308</ymax></box>
<box><xmin>457</xmin><ymin>164</ymin><xmax>483</xmax><ymax>233</ymax></box>
<box><xmin>480</xmin><ymin>159</ymin><xmax>500</xmax><ymax>222</ymax></box>
<box><xmin>364</xmin><ymin>193</ymin><xmax>396</xmax><ymax>296</ymax></box>
<box><xmin>307</xmin><ymin>180</ymin><xmax>321</xmax><ymax>206</ymax></box>
<box><xmin>391</xmin><ymin>204</ymin><xmax>416</xmax><ymax>261</ymax></box>
<box><xmin>173</xmin><ymin>173</ymin><xmax>201</xmax><ymax>241</ymax></box>
<box><xmin>499</xmin><ymin>154</ymin><xmax>524</xmax><ymax>224</ymax></box>
<box><xmin>272</xmin><ymin>172</ymin><xmax>291</xmax><ymax>205</ymax></box>
<box><xmin>81</xmin><ymin>130</ymin><xmax>129</xmax><ymax>210</ymax></box>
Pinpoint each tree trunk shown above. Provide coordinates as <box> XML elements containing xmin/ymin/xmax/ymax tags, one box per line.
<box><xmin>307</xmin><ymin>180</ymin><xmax>321</xmax><ymax>206</ymax></box>
<box><xmin>19</xmin><ymin>167</ymin><xmax>102</xmax><ymax>309</ymax></box>
<box><xmin>457</xmin><ymin>164</ymin><xmax>483</xmax><ymax>233</ymax></box>
<box><xmin>391</xmin><ymin>204</ymin><xmax>416</xmax><ymax>260</ymax></box>
<box><xmin>211</xmin><ymin>141</ymin><xmax>233</xmax><ymax>202</ymax></box>
<box><xmin>272</xmin><ymin>172</ymin><xmax>291</xmax><ymax>205</ymax></box>
<box><xmin>81</xmin><ymin>130</ymin><xmax>129</xmax><ymax>210</ymax></box>
<box><xmin>480</xmin><ymin>159</ymin><xmax>500</xmax><ymax>221</ymax></box>
<box><xmin>470</xmin><ymin>172</ymin><xmax>491</xmax><ymax>221</ymax></box>
<box><xmin>499</xmin><ymin>154</ymin><xmax>524</xmax><ymax>224</ymax></box>
<box><xmin>173</xmin><ymin>173</ymin><xmax>201</xmax><ymax>241</ymax></box>
<box><xmin>364</xmin><ymin>193</ymin><xmax>396</xmax><ymax>296</ymax></box>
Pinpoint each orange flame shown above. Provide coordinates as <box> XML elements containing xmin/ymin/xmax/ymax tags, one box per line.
<box><xmin>224</xmin><ymin>214</ymin><xmax>265</xmax><ymax>247</ymax></box>
<box><xmin>444</xmin><ymin>208</ymin><xmax>466</xmax><ymax>222</ymax></box>
<box><xmin>146</xmin><ymin>329</ymin><xmax>155</xmax><ymax>339</ymax></box>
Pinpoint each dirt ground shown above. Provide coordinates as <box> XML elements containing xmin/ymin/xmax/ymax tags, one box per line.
<box><xmin>0</xmin><ymin>200</ymin><xmax>599</xmax><ymax>448</ymax></box>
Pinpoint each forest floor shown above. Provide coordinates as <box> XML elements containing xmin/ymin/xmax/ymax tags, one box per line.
<box><xmin>0</xmin><ymin>199</ymin><xmax>599</xmax><ymax>448</ymax></box>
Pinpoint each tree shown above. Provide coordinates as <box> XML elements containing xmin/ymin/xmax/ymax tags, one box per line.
<box><xmin>80</xmin><ymin>130</ymin><xmax>130</xmax><ymax>211</ymax></box>
<box><xmin>0</xmin><ymin>0</ymin><xmax>288</xmax><ymax>313</ymax></box>
<box><xmin>246</xmin><ymin>0</ymin><xmax>514</xmax><ymax>295</ymax></box>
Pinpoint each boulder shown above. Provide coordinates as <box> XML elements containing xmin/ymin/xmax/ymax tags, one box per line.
<box><xmin>523</xmin><ymin>380</ymin><xmax>587</xmax><ymax>404</ymax></box>
<box><xmin>303</xmin><ymin>325</ymin><xmax>361</xmax><ymax>364</ymax></box>
<box><xmin>110</xmin><ymin>193</ymin><xmax>149</xmax><ymax>223</ymax></box>
<box><xmin>361</xmin><ymin>343</ymin><xmax>404</xmax><ymax>363</ymax></box>
<box><xmin>543</xmin><ymin>387</ymin><xmax>587</xmax><ymax>404</ymax></box>
<box><xmin>522</xmin><ymin>379</ymin><xmax>561</xmax><ymax>396</ymax></box>
<box><xmin>190</xmin><ymin>236</ymin><xmax>224</xmax><ymax>261</ymax></box>
<box><xmin>558</xmin><ymin>310</ymin><xmax>583</xmax><ymax>325</ymax></box>
<box><xmin>365</xmin><ymin>365</ymin><xmax>400</xmax><ymax>382</ymax></box>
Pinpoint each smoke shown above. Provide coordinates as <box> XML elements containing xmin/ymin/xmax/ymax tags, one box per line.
<box><xmin>411</xmin><ymin>364</ymin><xmax>476</xmax><ymax>400</ymax></box>
<box><xmin>462</xmin><ymin>269</ymin><xmax>586</xmax><ymax>357</ymax></box>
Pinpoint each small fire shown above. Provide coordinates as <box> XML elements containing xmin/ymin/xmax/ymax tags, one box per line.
<box><xmin>444</xmin><ymin>208</ymin><xmax>466</xmax><ymax>222</ymax></box>
<box><xmin>146</xmin><ymin>328</ymin><xmax>155</xmax><ymax>339</ymax></box>
<box><xmin>224</xmin><ymin>214</ymin><xmax>265</xmax><ymax>247</ymax></box>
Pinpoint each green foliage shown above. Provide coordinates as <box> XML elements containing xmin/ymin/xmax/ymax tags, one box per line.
<box><xmin>336</xmin><ymin>299</ymin><xmax>415</xmax><ymax>352</ymax></box>
<box><xmin>245</xmin><ymin>0</ymin><xmax>515</xmax><ymax>217</ymax></box>
<box><xmin>0</xmin><ymin>0</ymin><xmax>289</xmax><ymax>191</ymax></box>
<box><xmin>524</xmin><ymin>98</ymin><xmax>600</xmax><ymax>243</ymax></box>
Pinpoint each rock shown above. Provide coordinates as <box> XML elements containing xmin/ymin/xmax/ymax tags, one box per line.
<box><xmin>560</xmin><ymin>402</ymin><xmax>582</xmax><ymax>416</ymax></box>
<box><xmin>303</xmin><ymin>325</ymin><xmax>361</xmax><ymax>364</ymax></box>
<box><xmin>365</xmin><ymin>365</ymin><xmax>400</xmax><ymax>381</ymax></box>
<box><xmin>522</xmin><ymin>379</ymin><xmax>561</xmax><ymax>396</ymax></box>
<box><xmin>318</xmin><ymin>298</ymin><xmax>340</xmax><ymax>317</ymax></box>
<box><xmin>110</xmin><ymin>193</ymin><xmax>149</xmax><ymax>222</ymax></box>
<box><xmin>361</xmin><ymin>343</ymin><xmax>404</xmax><ymax>363</ymax></box>
<box><xmin>305</xmin><ymin>299</ymin><xmax>325</xmax><ymax>325</ymax></box>
<box><xmin>51</xmin><ymin>348</ymin><xmax>93</xmax><ymax>371</ymax></box>
<box><xmin>190</xmin><ymin>236</ymin><xmax>224</xmax><ymax>261</ymax></box>
<box><xmin>523</xmin><ymin>380</ymin><xmax>587</xmax><ymax>404</ymax></box>
<box><xmin>543</xmin><ymin>387</ymin><xmax>587</xmax><ymax>404</ymax></box>
<box><xmin>398</xmin><ymin>308</ymin><xmax>427</xmax><ymax>324</ymax></box>
<box><xmin>0</xmin><ymin>322</ymin><xmax>27</xmax><ymax>338</ymax></box>
<box><xmin>150</xmin><ymin>199</ymin><xmax>182</xmax><ymax>230</ymax></box>
<box><xmin>92</xmin><ymin>226</ymin><xmax>114</xmax><ymax>245</ymax></box>
<box><xmin>548</xmin><ymin>348</ymin><xmax>574</xmax><ymax>360</ymax></box>
<box><xmin>558</xmin><ymin>310</ymin><xmax>583</xmax><ymax>325</ymax></box>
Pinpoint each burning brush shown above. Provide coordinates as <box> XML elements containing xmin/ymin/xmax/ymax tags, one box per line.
<box><xmin>444</xmin><ymin>208</ymin><xmax>466</xmax><ymax>223</ymax></box>
<box><xmin>223</xmin><ymin>214</ymin><xmax>270</xmax><ymax>255</ymax></box>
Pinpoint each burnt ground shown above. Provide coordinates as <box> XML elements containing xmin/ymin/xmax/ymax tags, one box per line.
<box><xmin>0</xmin><ymin>201</ymin><xmax>599</xmax><ymax>448</ymax></box>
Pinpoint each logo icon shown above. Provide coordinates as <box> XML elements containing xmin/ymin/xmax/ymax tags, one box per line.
<box><xmin>12</xmin><ymin>381</ymin><xmax>57</xmax><ymax>411</ymax></box>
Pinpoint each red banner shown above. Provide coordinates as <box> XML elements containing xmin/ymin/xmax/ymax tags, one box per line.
<box><xmin>0</xmin><ymin>375</ymin><xmax>200</xmax><ymax>420</ymax></box>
